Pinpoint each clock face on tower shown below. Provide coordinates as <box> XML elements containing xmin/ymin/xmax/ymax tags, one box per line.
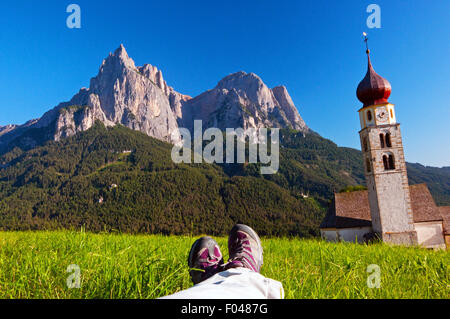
<box><xmin>376</xmin><ymin>106</ymin><xmax>389</xmax><ymax>124</ymax></box>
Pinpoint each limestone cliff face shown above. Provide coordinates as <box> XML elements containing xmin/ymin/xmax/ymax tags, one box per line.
<box><xmin>0</xmin><ymin>45</ymin><xmax>308</xmax><ymax>151</ymax></box>
<box><xmin>35</xmin><ymin>45</ymin><xmax>181</xmax><ymax>143</ymax></box>
<box><xmin>179</xmin><ymin>71</ymin><xmax>308</xmax><ymax>133</ymax></box>
<box><xmin>272</xmin><ymin>85</ymin><xmax>307</xmax><ymax>131</ymax></box>
<box><xmin>137</xmin><ymin>64</ymin><xmax>191</xmax><ymax>120</ymax></box>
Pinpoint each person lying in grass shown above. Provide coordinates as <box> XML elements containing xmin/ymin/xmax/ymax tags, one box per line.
<box><xmin>162</xmin><ymin>224</ymin><xmax>284</xmax><ymax>299</ymax></box>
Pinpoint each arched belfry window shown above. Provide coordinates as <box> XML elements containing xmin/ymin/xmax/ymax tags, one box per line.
<box><xmin>367</xmin><ymin>110</ymin><xmax>372</xmax><ymax>121</ymax></box>
<box><xmin>386</xmin><ymin>133</ymin><xmax>392</xmax><ymax>147</ymax></box>
<box><xmin>383</xmin><ymin>154</ymin><xmax>395</xmax><ymax>170</ymax></box>
<box><xmin>379</xmin><ymin>134</ymin><xmax>385</xmax><ymax>148</ymax></box>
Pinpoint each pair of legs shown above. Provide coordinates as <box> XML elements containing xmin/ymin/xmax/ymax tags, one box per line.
<box><xmin>188</xmin><ymin>224</ymin><xmax>263</xmax><ymax>285</ymax></box>
<box><xmin>163</xmin><ymin>224</ymin><xmax>283</xmax><ymax>299</ymax></box>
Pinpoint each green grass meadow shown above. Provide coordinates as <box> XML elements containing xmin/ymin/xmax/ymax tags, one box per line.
<box><xmin>0</xmin><ymin>231</ymin><xmax>448</xmax><ymax>299</ymax></box>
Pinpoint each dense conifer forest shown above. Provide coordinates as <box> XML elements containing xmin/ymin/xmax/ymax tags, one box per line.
<box><xmin>0</xmin><ymin>123</ymin><xmax>448</xmax><ymax>236</ymax></box>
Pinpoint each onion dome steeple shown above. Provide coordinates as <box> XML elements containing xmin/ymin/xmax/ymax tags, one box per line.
<box><xmin>356</xmin><ymin>34</ymin><xmax>392</xmax><ymax>107</ymax></box>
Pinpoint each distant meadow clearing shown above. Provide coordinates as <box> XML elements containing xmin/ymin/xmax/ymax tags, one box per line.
<box><xmin>0</xmin><ymin>231</ymin><xmax>448</xmax><ymax>299</ymax></box>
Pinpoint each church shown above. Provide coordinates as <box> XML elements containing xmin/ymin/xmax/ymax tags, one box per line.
<box><xmin>320</xmin><ymin>42</ymin><xmax>450</xmax><ymax>250</ymax></box>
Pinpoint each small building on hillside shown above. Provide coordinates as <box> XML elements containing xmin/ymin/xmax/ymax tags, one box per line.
<box><xmin>320</xmin><ymin>184</ymin><xmax>449</xmax><ymax>250</ymax></box>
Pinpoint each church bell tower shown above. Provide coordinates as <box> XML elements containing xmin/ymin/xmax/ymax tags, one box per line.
<box><xmin>356</xmin><ymin>36</ymin><xmax>418</xmax><ymax>245</ymax></box>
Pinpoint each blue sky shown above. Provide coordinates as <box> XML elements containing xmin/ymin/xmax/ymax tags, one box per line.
<box><xmin>1</xmin><ymin>1</ymin><xmax>449</xmax><ymax>167</ymax></box>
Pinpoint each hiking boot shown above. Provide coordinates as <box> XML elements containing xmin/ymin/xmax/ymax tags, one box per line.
<box><xmin>226</xmin><ymin>224</ymin><xmax>263</xmax><ymax>273</ymax></box>
<box><xmin>188</xmin><ymin>236</ymin><xmax>224</xmax><ymax>284</ymax></box>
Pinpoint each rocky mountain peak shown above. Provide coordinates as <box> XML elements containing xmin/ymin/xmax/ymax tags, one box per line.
<box><xmin>115</xmin><ymin>43</ymin><xmax>127</xmax><ymax>55</ymax></box>
<box><xmin>110</xmin><ymin>44</ymin><xmax>135</xmax><ymax>69</ymax></box>
<box><xmin>93</xmin><ymin>45</ymin><xmax>136</xmax><ymax>85</ymax></box>
<box><xmin>179</xmin><ymin>71</ymin><xmax>308</xmax><ymax>133</ymax></box>
<box><xmin>0</xmin><ymin>46</ymin><xmax>308</xmax><ymax>153</ymax></box>
<box><xmin>216</xmin><ymin>71</ymin><xmax>264</xmax><ymax>91</ymax></box>
<box><xmin>31</xmin><ymin>45</ymin><xmax>181</xmax><ymax>144</ymax></box>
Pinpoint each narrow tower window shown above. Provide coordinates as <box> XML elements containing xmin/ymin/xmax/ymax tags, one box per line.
<box><xmin>385</xmin><ymin>133</ymin><xmax>392</xmax><ymax>147</ymax></box>
<box><xmin>390</xmin><ymin>109</ymin><xmax>393</xmax><ymax>118</ymax></box>
<box><xmin>388</xmin><ymin>155</ymin><xmax>395</xmax><ymax>169</ymax></box>
<box><xmin>379</xmin><ymin>134</ymin><xmax>385</xmax><ymax>148</ymax></box>
<box><xmin>366</xmin><ymin>158</ymin><xmax>371</xmax><ymax>172</ymax></box>
<box><xmin>363</xmin><ymin>137</ymin><xmax>368</xmax><ymax>152</ymax></box>
<box><xmin>383</xmin><ymin>155</ymin><xmax>389</xmax><ymax>170</ymax></box>
<box><xmin>367</xmin><ymin>110</ymin><xmax>372</xmax><ymax>121</ymax></box>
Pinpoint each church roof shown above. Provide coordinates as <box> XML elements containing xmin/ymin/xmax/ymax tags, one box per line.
<box><xmin>320</xmin><ymin>190</ymin><xmax>371</xmax><ymax>229</ymax></box>
<box><xmin>321</xmin><ymin>184</ymin><xmax>444</xmax><ymax>229</ymax></box>
<box><xmin>409</xmin><ymin>184</ymin><xmax>442</xmax><ymax>223</ymax></box>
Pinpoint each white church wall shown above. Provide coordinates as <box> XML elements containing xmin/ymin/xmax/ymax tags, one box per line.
<box><xmin>414</xmin><ymin>221</ymin><xmax>446</xmax><ymax>250</ymax></box>
<box><xmin>321</xmin><ymin>227</ymin><xmax>373</xmax><ymax>243</ymax></box>
<box><xmin>320</xmin><ymin>229</ymin><xmax>337</xmax><ymax>242</ymax></box>
<box><xmin>337</xmin><ymin>227</ymin><xmax>373</xmax><ymax>243</ymax></box>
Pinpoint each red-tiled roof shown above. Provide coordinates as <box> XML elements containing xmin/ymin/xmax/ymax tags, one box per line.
<box><xmin>320</xmin><ymin>190</ymin><xmax>371</xmax><ymax>229</ymax></box>
<box><xmin>321</xmin><ymin>184</ymin><xmax>444</xmax><ymax>229</ymax></box>
<box><xmin>409</xmin><ymin>184</ymin><xmax>442</xmax><ymax>223</ymax></box>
